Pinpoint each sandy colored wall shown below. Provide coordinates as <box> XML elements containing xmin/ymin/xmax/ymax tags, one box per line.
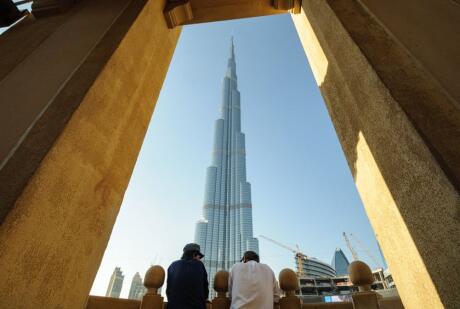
<box><xmin>360</xmin><ymin>0</ymin><xmax>460</xmax><ymax>103</ymax></box>
<box><xmin>292</xmin><ymin>0</ymin><xmax>460</xmax><ymax>308</ymax></box>
<box><xmin>0</xmin><ymin>0</ymin><xmax>180</xmax><ymax>307</ymax></box>
<box><xmin>86</xmin><ymin>296</ymin><xmax>141</xmax><ymax>309</ymax></box>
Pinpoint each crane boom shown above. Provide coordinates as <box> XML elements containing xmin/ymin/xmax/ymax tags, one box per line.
<box><xmin>350</xmin><ymin>233</ymin><xmax>381</xmax><ymax>268</ymax></box>
<box><xmin>259</xmin><ymin>235</ymin><xmax>306</xmax><ymax>277</ymax></box>
<box><xmin>259</xmin><ymin>235</ymin><xmax>297</xmax><ymax>254</ymax></box>
<box><xmin>343</xmin><ymin>232</ymin><xmax>359</xmax><ymax>261</ymax></box>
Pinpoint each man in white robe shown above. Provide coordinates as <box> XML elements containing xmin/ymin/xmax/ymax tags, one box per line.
<box><xmin>229</xmin><ymin>251</ymin><xmax>280</xmax><ymax>309</ymax></box>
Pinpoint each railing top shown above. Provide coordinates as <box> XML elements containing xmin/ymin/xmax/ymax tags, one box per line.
<box><xmin>144</xmin><ymin>265</ymin><xmax>165</xmax><ymax>293</ymax></box>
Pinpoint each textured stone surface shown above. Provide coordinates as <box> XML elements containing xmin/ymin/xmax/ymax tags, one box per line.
<box><xmin>0</xmin><ymin>0</ymin><xmax>180</xmax><ymax>307</ymax></box>
<box><xmin>86</xmin><ymin>296</ymin><xmax>141</xmax><ymax>309</ymax></box>
<box><xmin>0</xmin><ymin>0</ymin><xmax>133</xmax><ymax>224</ymax></box>
<box><xmin>327</xmin><ymin>0</ymin><xmax>460</xmax><ymax>200</ymax></box>
<box><xmin>183</xmin><ymin>0</ymin><xmax>290</xmax><ymax>25</ymax></box>
<box><xmin>292</xmin><ymin>1</ymin><xmax>460</xmax><ymax>308</ymax></box>
<box><xmin>360</xmin><ymin>0</ymin><xmax>460</xmax><ymax>103</ymax></box>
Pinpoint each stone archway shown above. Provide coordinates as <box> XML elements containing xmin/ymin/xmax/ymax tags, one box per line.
<box><xmin>0</xmin><ymin>0</ymin><xmax>458</xmax><ymax>308</ymax></box>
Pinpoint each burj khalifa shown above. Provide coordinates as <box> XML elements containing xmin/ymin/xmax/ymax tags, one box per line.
<box><xmin>194</xmin><ymin>38</ymin><xmax>259</xmax><ymax>287</ymax></box>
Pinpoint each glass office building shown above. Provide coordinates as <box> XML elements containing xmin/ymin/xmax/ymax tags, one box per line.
<box><xmin>331</xmin><ymin>248</ymin><xmax>350</xmax><ymax>276</ymax></box>
<box><xmin>194</xmin><ymin>38</ymin><xmax>259</xmax><ymax>289</ymax></box>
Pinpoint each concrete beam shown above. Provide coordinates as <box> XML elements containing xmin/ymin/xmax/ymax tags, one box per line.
<box><xmin>164</xmin><ymin>0</ymin><xmax>301</xmax><ymax>28</ymax></box>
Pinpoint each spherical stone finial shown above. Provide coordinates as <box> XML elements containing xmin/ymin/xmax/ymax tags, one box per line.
<box><xmin>348</xmin><ymin>260</ymin><xmax>373</xmax><ymax>289</ymax></box>
<box><xmin>279</xmin><ymin>268</ymin><xmax>299</xmax><ymax>293</ymax></box>
<box><xmin>214</xmin><ymin>270</ymin><xmax>229</xmax><ymax>292</ymax></box>
<box><xmin>144</xmin><ymin>265</ymin><xmax>165</xmax><ymax>293</ymax></box>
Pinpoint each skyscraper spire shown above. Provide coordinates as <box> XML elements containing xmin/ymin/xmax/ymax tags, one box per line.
<box><xmin>227</xmin><ymin>37</ymin><xmax>237</xmax><ymax>80</ymax></box>
<box><xmin>195</xmin><ymin>38</ymin><xmax>259</xmax><ymax>292</ymax></box>
<box><xmin>230</xmin><ymin>36</ymin><xmax>235</xmax><ymax>60</ymax></box>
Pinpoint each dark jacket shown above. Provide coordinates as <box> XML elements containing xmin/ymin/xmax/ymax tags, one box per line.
<box><xmin>166</xmin><ymin>259</ymin><xmax>209</xmax><ymax>309</ymax></box>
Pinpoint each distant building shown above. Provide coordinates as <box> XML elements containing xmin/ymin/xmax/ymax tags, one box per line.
<box><xmin>128</xmin><ymin>272</ymin><xmax>146</xmax><ymax>300</ymax></box>
<box><xmin>296</xmin><ymin>254</ymin><xmax>337</xmax><ymax>278</ymax></box>
<box><xmin>106</xmin><ymin>267</ymin><xmax>124</xmax><ymax>298</ymax></box>
<box><xmin>331</xmin><ymin>248</ymin><xmax>350</xmax><ymax>276</ymax></box>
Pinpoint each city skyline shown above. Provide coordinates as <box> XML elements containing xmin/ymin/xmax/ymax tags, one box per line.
<box><xmin>194</xmin><ymin>38</ymin><xmax>259</xmax><ymax>288</ymax></box>
<box><xmin>90</xmin><ymin>15</ymin><xmax>383</xmax><ymax>298</ymax></box>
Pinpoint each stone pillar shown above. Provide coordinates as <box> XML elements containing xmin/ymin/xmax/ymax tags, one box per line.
<box><xmin>278</xmin><ymin>268</ymin><xmax>301</xmax><ymax>309</ymax></box>
<box><xmin>0</xmin><ymin>0</ymin><xmax>180</xmax><ymax>307</ymax></box>
<box><xmin>212</xmin><ymin>270</ymin><xmax>231</xmax><ymax>309</ymax></box>
<box><xmin>292</xmin><ymin>1</ymin><xmax>460</xmax><ymax>308</ymax></box>
<box><xmin>141</xmin><ymin>266</ymin><xmax>165</xmax><ymax>309</ymax></box>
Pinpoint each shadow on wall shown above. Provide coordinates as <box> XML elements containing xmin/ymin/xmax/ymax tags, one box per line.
<box><xmin>0</xmin><ymin>0</ymin><xmax>151</xmax><ymax>223</ymax></box>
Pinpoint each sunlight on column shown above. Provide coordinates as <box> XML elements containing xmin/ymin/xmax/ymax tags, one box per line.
<box><xmin>354</xmin><ymin>131</ymin><xmax>442</xmax><ymax>309</ymax></box>
<box><xmin>291</xmin><ymin>7</ymin><xmax>328</xmax><ymax>85</ymax></box>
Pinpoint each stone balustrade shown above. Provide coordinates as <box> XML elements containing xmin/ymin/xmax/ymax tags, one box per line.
<box><xmin>86</xmin><ymin>261</ymin><xmax>404</xmax><ymax>309</ymax></box>
<box><xmin>348</xmin><ymin>261</ymin><xmax>380</xmax><ymax>309</ymax></box>
<box><xmin>211</xmin><ymin>270</ymin><xmax>231</xmax><ymax>309</ymax></box>
<box><xmin>140</xmin><ymin>265</ymin><xmax>165</xmax><ymax>309</ymax></box>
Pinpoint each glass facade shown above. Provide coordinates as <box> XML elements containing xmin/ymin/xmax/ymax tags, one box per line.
<box><xmin>194</xmin><ymin>39</ymin><xmax>259</xmax><ymax>291</ymax></box>
<box><xmin>298</xmin><ymin>255</ymin><xmax>337</xmax><ymax>278</ymax></box>
<box><xmin>331</xmin><ymin>248</ymin><xmax>350</xmax><ymax>276</ymax></box>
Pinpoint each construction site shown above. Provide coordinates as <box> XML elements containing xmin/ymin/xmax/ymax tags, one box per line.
<box><xmin>260</xmin><ymin>233</ymin><xmax>397</xmax><ymax>304</ymax></box>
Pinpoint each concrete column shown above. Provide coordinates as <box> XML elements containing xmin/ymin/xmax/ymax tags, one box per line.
<box><xmin>292</xmin><ymin>1</ymin><xmax>459</xmax><ymax>308</ymax></box>
<box><xmin>0</xmin><ymin>0</ymin><xmax>180</xmax><ymax>307</ymax></box>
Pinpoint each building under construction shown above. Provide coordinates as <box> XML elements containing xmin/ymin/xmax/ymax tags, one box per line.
<box><xmin>297</xmin><ymin>267</ymin><xmax>397</xmax><ymax>303</ymax></box>
<box><xmin>260</xmin><ymin>235</ymin><xmax>336</xmax><ymax>278</ymax></box>
<box><xmin>294</xmin><ymin>253</ymin><xmax>336</xmax><ymax>278</ymax></box>
<box><xmin>260</xmin><ymin>234</ymin><xmax>397</xmax><ymax>303</ymax></box>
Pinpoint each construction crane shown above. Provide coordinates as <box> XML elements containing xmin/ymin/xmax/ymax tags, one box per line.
<box><xmin>348</xmin><ymin>233</ymin><xmax>389</xmax><ymax>288</ymax></box>
<box><xmin>350</xmin><ymin>233</ymin><xmax>381</xmax><ymax>269</ymax></box>
<box><xmin>343</xmin><ymin>232</ymin><xmax>381</xmax><ymax>269</ymax></box>
<box><xmin>342</xmin><ymin>232</ymin><xmax>359</xmax><ymax>261</ymax></box>
<box><xmin>259</xmin><ymin>235</ymin><xmax>306</xmax><ymax>277</ymax></box>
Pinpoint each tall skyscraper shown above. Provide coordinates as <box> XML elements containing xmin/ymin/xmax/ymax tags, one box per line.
<box><xmin>331</xmin><ymin>248</ymin><xmax>350</xmax><ymax>276</ymax></box>
<box><xmin>105</xmin><ymin>267</ymin><xmax>124</xmax><ymax>298</ymax></box>
<box><xmin>195</xmin><ymin>38</ymin><xmax>259</xmax><ymax>288</ymax></box>
<box><xmin>128</xmin><ymin>272</ymin><xmax>146</xmax><ymax>300</ymax></box>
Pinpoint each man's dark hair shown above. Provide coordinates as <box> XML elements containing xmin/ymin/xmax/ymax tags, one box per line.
<box><xmin>181</xmin><ymin>250</ymin><xmax>201</xmax><ymax>260</ymax></box>
<box><xmin>242</xmin><ymin>251</ymin><xmax>260</xmax><ymax>263</ymax></box>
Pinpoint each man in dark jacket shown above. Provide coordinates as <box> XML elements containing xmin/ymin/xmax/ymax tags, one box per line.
<box><xmin>166</xmin><ymin>243</ymin><xmax>209</xmax><ymax>309</ymax></box>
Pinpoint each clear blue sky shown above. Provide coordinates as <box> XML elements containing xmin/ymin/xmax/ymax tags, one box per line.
<box><xmin>90</xmin><ymin>14</ymin><xmax>384</xmax><ymax>297</ymax></box>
